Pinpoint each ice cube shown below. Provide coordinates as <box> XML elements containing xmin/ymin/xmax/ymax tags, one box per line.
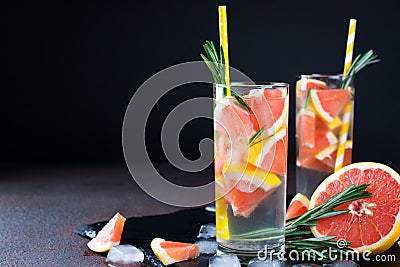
<box><xmin>248</xmin><ymin>258</ymin><xmax>284</xmax><ymax>266</ymax></box>
<box><xmin>209</xmin><ymin>254</ymin><xmax>241</xmax><ymax>267</ymax></box>
<box><xmin>195</xmin><ymin>240</ymin><xmax>218</xmax><ymax>255</ymax></box>
<box><xmin>106</xmin><ymin>245</ymin><xmax>144</xmax><ymax>266</ymax></box>
<box><xmin>322</xmin><ymin>260</ymin><xmax>357</xmax><ymax>267</ymax></box>
<box><xmin>84</xmin><ymin>230</ymin><xmax>96</xmax><ymax>239</ymax></box>
<box><xmin>197</xmin><ymin>223</ymin><xmax>216</xmax><ymax>239</ymax></box>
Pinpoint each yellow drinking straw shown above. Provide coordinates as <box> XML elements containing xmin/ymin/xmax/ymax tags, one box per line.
<box><xmin>215</xmin><ymin>5</ymin><xmax>231</xmax><ymax>240</ymax></box>
<box><xmin>334</xmin><ymin>19</ymin><xmax>357</xmax><ymax>172</ymax></box>
<box><xmin>218</xmin><ymin>5</ymin><xmax>231</xmax><ymax>95</ymax></box>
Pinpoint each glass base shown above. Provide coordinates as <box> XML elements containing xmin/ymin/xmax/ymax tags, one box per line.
<box><xmin>296</xmin><ymin>166</ymin><xmax>330</xmax><ymax>198</ymax></box>
<box><xmin>217</xmin><ymin>239</ymin><xmax>285</xmax><ymax>258</ymax></box>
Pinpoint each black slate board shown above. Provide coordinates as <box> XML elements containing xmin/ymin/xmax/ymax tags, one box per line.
<box><xmin>76</xmin><ymin>208</ymin><xmax>215</xmax><ymax>267</ymax></box>
<box><xmin>76</xmin><ymin>208</ymin><xmax>400</xmax><ymax>267</ymax></box>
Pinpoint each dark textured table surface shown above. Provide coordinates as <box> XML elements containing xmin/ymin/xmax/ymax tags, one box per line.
<box><xmin>1</xmin><ymin>164</ymin><xmax>398</xmax><ymax>267</ymax></box>
<box><xmin>0</xmin><ymin>164</ymin><xmax>183</xmax><ymax>267</ymax></box>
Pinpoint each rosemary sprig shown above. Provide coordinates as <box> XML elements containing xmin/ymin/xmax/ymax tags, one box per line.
<box><xmin>303</xmin><ymin>88</ymin><xmax>312</xmax><ymax>109</ymax></box>
<box><xmin>201</xmin><ymin>40</ymin><xmax>251</xmax><ymax>112</ymax></box>
<box><xmin>286</xmin><ymin>184</ymin><xmax>371</xmax><ymax>228</ymax></box>
<box><xmin>302</xmin><ymin>50</ymin><xmax>380</xmax><ymax>108</ymax></box>
<box><xmin>284</xmin><ymin>184</ymin><xmax>371</xmax><ymax>260</ymax></box>
<box><xmin>200</xmin><ymin>41</ymin><xmax>225</xmax><ymax>84</ymax></box>
<box><xmin>341</xmin><ymin>49</ymin><xmax>380</xmax><ymax>89</ymax></box>
<box><xmin>233</xmin><ymin>93</ymin><xmax>251</xmax><ymax>112</ymax></box>
<box><xmin>231</xmin><ymin>184</ymin><xmax>371</xmax><ymax>260</ymax></box>
<box><xmin>248</xmin><ymin>126</ymin><xmax>265</xmax><ymax>146</ymax></box>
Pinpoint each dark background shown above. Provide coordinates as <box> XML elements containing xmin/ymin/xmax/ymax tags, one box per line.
<box><xmin>3</xmin><ymin>0</ymin><xmax>400</xmax><ymax>167</ymax></box>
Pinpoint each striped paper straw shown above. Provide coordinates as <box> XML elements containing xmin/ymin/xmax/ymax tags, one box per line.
<box><xmin>334</xmin><ymin>19</ymin><xmax>357</xmax><ymax>172</ymax></box>
<box><xmin>218</xmin><ymin>5</ymin><xmax>231</xmax><ymax>95</ymax></box>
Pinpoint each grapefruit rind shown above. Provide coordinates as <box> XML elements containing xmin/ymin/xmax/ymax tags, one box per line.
<box><xmin>218</xmin><ymin>162</ymin><xmax>281</xmax><ymax>217</ymax></box>
<box><xmin>309</xmin><ymin>162</ymin><xmax>400</xmax><ymax>254</ymax></box>
<box><xmin>223</xmin><ymin>162</ymin><xmax>281</xmax><ymax>193</ymax></box>
<box><xmin>310</xmin><ymin>90</ymin><xmax>334</xmax><ymax>123</ymax></box>
<box><xmin>151</xmin><ymin>238</ymin><xmax>199</xmax><ymax>266</ymax></box>
<box><xmin>296</xmin><ymin>78</ymin><xmax>328</xmax><ymax>98</ymax></box>
<box><xmin>87</xmin><ymin>212</ymin><xmax>126</xmax><ymax>253</ymax></box>
<box><xmin>310</xmin><ymin>90</ymin><xmax>351</xmax><ymax>123</ymax></box>
<box><xmin>87</xmin><ymin>240</ymin><xmax>120</xmax><ymax>253</ymax></box>
<box><xmin>151</xmin><ymin>238</ymin><xmax>175</xmax><ymax>265</ymax></box>
<box><xmin>314</xmin><ymin>140</ymin><xmax>352</xmax><ymax>169</ymax></box>
<box><xmin>248</xmin><ymin>127</ymin><xmax>287</xmax><ymax>175</ymax></box>
<box><xmin>329</xmin><ymin>116</ymin><xmax>342</xmax><ymax>130</ymax></box>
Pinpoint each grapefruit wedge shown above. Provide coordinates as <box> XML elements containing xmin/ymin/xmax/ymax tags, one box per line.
<box><xmin>286</xmin><ymin>193</ymin><xmax>310</xmax><ymax>220</ymax></box>
<box><xmin>218</xmin><ymin>162</ymin><xmax>281</xmax><ymax>217</ymax></box>
<box><xmin>297</xmin><ymin>129</ymin><xmax>338</xmax><ymax>172</ymax></box>
<box><xmin>316</xmin><ymin>116</ymin><xmax>342</xmax><ymax>131</ymax></box>
<box><xmin>296</xmin><ymin>108</ymin><xmax>316</xmax><ymax>148</ymax></box>
<box><xmin>310</xmin><ymin>162</ymin><xmax>400</xmax><ymax>254</ymax></box>
<box><xmin>151</xmin><ymin>238</ymin><xmax>199</xmax><ymax>265</ymax></box>
<box><xmin>249</xmin><ymin>127</ymin><xmax>288</xmax><ymax>176</ymax></box>
<box><xmin>296</xmin><ymin>78</ymin><xmax>328</xmax><ymax>99</ymax></box>
<box><xmin>214</xmin><ymin>96</ymin><xmax>255</xmax><ymax>138</ymax></box>
<box><xmin>214</xmin><ymin>97</ymin><xmax>255</xmax><ymax>174</ymax></box>
<box><xmin>315</xmin><ymin>140</ymin><xmax>352</xmax><ymax>170</ymax></box>
<box><xmin>87</xmin><ymin>213</ymin><xmax>126</xmax><ymax>253</ymax></box>
<box><xmin>247</xmin><ymin>89</ymin><xmax>288</xmax><ymax>136</ymax></box>
<box><xmin>310</xmin><ymin>89</ymin><xmax>351</xmax><ymax>123</ymax></box>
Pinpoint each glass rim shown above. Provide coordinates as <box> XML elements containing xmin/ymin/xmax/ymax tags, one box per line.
<box><xmin>297</xmin><ymin>74</ymin><xmax>353</xmax><ymax>79</ymax></box>
<box><xmin>214</xmin><ymin>82</ymin><xmax>289</xmax><ymax>89</ymax></box>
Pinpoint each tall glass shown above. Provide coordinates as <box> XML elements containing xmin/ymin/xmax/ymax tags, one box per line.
<box><xmin>214</xmin><ymin>82</ymin><xmax>289</xmax><ymax>255</ymax></box>
<box><xmin>296</xmin><ymin>74</ymin><xmax>354</xmax><ymax>198</ymax></box>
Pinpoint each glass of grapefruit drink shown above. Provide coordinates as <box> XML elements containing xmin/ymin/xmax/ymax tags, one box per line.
<box><xmin>214</xmin><ymin>82</ymin><xmax>289</xmax><ymax>256</ymax></box>
<box><xmin>296</xmin><ymin>74</ymin><xmax>354</xmax><ymax>198</ymax></box>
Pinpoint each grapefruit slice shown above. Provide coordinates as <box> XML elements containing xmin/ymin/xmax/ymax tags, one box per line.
<box><xmin>315</xmin><ymin>116</ymin><xmax>342</xmax><ymax>132</ymax></box>
<box><xmin>151</xmin><ymin>238</ymin><xmax>199</xmax><ymax>265</ymax></box>
<box><xmin>286</xmin><ymin>193</ymin><xmax>310</xmax><ymax>220</ymax></box>
<box><xmin>310</xmin><ymin>162</ymin><xmax>400</xmax><ymax>254</ymax></box>
<box><xmin>214</xmin><ymin>97</ymin><xmax>256</xmax><ymax>173</ymax></box>
<box><xmin>214</xmin><ymin>96</ymin><xmax>255</xmax><ymax>142</ymax></box>
<box><xmin>310</xmin><ymin>89</ymin><xmax>351</xmax><ymax>123</ymax></box>
<box><xmin>220</xmin><ymin>162</ymin><xmax>281</xmax><ymax>217</ymax></box>
<box><xmin>296</xmin><ymin>109</ymin><xmax>316</xmax><ymax>148</ymax></box>
<box><xmin>87</xmin><ymin>213</ymin><xmax>126</xmax><ymax>253</ymax></box>
<box><xmin>297</xmin><ymin>129</ymin><xmax>338</xmax><ymax>172</ymax></box>
<box><xmin>315</xmin><ymin>140</ymin><xmax>352</xmax><ymax>170</ymax></box>
<box><xmin>296</xmin><ymin>157</ymin><xmax>334</xmax><ymax>173</ymax></box>
<box><xmin>296</xmin><ymin>78</ymin><xmax>328</xmax><ymax>99</ymax></box>
<box><xmin>214</xmin><ymin>97</ymin><xmax>255</xmax><ymax>173</ymax></box>
<box><xmin>247</xmin><ymin>89</ymin><xmax>288</xmax><ymax>136</ymax></box>
<box><xmin>248</xmin><ymin>127</ymin><xmax>288</xmax><ymax>176</ymax></box>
